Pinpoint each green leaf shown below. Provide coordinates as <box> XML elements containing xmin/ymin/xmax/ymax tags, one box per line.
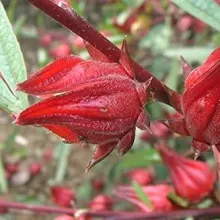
<box><xmin>0</xmin><ymin>2</ymin><xmax>28</xmax><ymax>114</ymax></box>
<box><xmin>168</xmin><ymin>192</ymin><xmax>189</xmax><ymax>208</ymax></box>
<box><xmin>171</xmin><ymin>0</ymin><xmax>220</xmax><ymax>31</ymax></box>
<box><xmin>139</xmin><ymin>21</ymin><xmax>172</xmax><ymax>54</ymax></box>
<box><xmin>164</xmin><ymin>47</ymin><xmax>214</xmax><ymax>63</ymax></box>
<box><xmin>119</xmin><ymin>147</ymin><xmax>161</xmax><ymax>169</ymax></box>
<box><xmin>52</xmin><ymin>142</ymin><xmax>71</xmax><ymax>184</ymax></box>
<box><xmin>165</xmin><ymin>59</ymin><xmax>180</xmax><ymax>90</ymax></box>
<box><xmin>132</xmin><ymin>181</ymin><xmax>153</xmax><ymax>209</ymax></box>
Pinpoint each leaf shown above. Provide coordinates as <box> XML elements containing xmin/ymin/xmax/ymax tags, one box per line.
<box><xmin>119</xmin><ymin>147</ymin><xmax>161</xmax><ymax>169</ymax></box>
<box><xmin>165</xmin><ymin>59</ymin><xmax>180</xmax><ymax>90</ymax></box>
<box><xmin>0</xmin><ymin>2</ymin><xmax>28</xmax><ymax>114</ymax></box>
<box><xmin>132</xmin><ymin>181</ymin><xmax>153</xmax><ymax>209</ymax></box>
<box><xmin>139</xmin><ymin>21</ymin><xmax>172</xmax><ymax>54</ymax></box>
<box><xmin>171</xmin><ymin>0</ymin><xmax>220</xmax><ymax>31</ymax></box>
<box><xmin>168</xmin><ymin>192</ymin><xmax>189</xmax><ymax>208</ymax></box>
<box><xmin>164</xmin><ymin>47</ymin><xmax>214</xmax><ymax>63</ymax></box>
<box><xmin>52</xmin><ymin>142</ymin><xmax>71</xmax><ymax>184</ymax></box>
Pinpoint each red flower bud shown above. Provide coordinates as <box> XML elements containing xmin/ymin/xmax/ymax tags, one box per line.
<box><xmin>51</xmin><ymin>186</ymin><xmax>75</xmax><ymax>207</ymax></box>
<box><xmin>176</xmin><ymin>15</ymin><xmax>192</xmax><ymax>32</ymax></box>
<box><xmin>15</xmin><ymin>41</ymin><xmax>151</xmax><ymax>170</ymax></box>
<box><xmin>126</xmin><ymin>169</ymin><xmax>153</xmax><ymax>186</ymax></box>
<box><xmin>92</xmin><ymin>179</ymin><xmax>104</xmax><ymax>191</ymax></box>
<box><xmin>40</xmin><ymin>34</ymin><xmax>53</xmax><ymax>47</ymax></box>
<box><xmin>50</xmin><ymin>44</ymin><xmax>72</xmax><ymax>59</ymax></box>
<box><xmin>89</xmin><ymin>195</ymin><xmax>113</xmax><ymax>211</ymax></box>
<box><xmin>115</xmin><ymin>184</ymin><xmax>175</xmax><ymax>212</ymax></box>
<box><xmin>29</xmin><ymin>163</ymin><xmax>41</xmax><ymax>175</ymax></box>
<box><xmin>162</xmin><ymin>48</ymin><xmax>220</xmax><ymax>156</ymax></box>
<box><xmin>157</xmin><ymin>145</ymin><xmax>216</xmax><ymax>202</ymax></box>
<box><xmin>5</xmin><ymin>163</ymin><xmax>19</xmax><ymax>175</ymax></box>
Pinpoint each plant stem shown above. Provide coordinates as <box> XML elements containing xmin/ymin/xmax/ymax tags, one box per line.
<box><xmin>1</xmin><ymin>200</ymin><xmax>220</xmax><ymax>219</ymax></box>
<box><xmin>107</xmin><ymin>206</ymin><xmax>220</xmax><ymax>220</ymax></box>
<box><xmin>27</xmin><ymin>0</ymin><xmax>181</xmax><ymax>111</ymax></box>
<box><xmin>0</xmin><ymin>200</ymin><xmax>121</xmax><ymax>217</ymax></box>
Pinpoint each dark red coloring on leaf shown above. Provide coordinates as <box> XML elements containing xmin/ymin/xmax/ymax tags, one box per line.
<box><xmin>126</xmin><ymin>168</ymin><xmax>153</xmax><ymax>186</ymax></box>
<box><xmin>15</xmin><ymin>42</ymin><xmax>151</xmax><ymax>170</ymax></box>
<box><xmin>51</xmin><ymin>186</ymin><xmax>75</xmax><ymax>207</ymax></box>
<box><xmin>89</xmin><ymin>195</ymin><xmax>113</xmax><ymax>211</ymax></box>
<box><xmin>157</xmin><ymin>145</ymin><xmax>216</xmax><ymax>202</ymax></box>
<box><xmin>115</xmin><ymin>184</ymin><xmax>175</xmax><ymax>213</ymax></box>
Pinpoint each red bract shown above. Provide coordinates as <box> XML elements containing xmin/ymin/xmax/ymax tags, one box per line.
<box><xmin>163</xmin><ymin>48</ymin><xmax>220</xmax><ymax>156</ymax></box>
<box><xmin>89</xmin><ymin>195</ymin><xmax>113</xmax><ymax>211</ymax></box>
<box><xmin>15</xmin><ymin>41</ymin><xmax>151</xmax><ymax>170</ymax></box>
<box><xmin>157</xmin><ymin>145</ymin><xmax>216</xmax><ymax>202</ymax></box>
<box><xmin>51</xmin><ymin>186</ymin><xmax>75</xmax><ymax>207</ymax></box>
<box><xmin>115</xmin><ymin>184</ymin><xmax>175</xmax><ymax>212</ymax></box>
<box><xmin>126</xmin><ymin>168</ymin><xmax>153</xmax><ymax>186</ymax></box>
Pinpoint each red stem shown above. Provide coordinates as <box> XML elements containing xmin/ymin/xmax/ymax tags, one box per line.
<box><xmin>27</xmin><ymin>0</ymin><xmax>181</xmax><ymax>111</ymax></box>
<box><xmin>1</xmin><ymin>200</ymin><xmax>220</xmax><ymax>219</ymax></box>
<box><xmin>107</xmin><ymin>206</ymin><xmax>220</xmax><ymax>220</ymax></box>
<box><xmin>0</xmin><ymin>200</ymin><xmax>122</xmax><ymax>217</ymax></box>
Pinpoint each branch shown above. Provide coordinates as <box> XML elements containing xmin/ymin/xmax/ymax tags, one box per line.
<box><xmin>27</xmin><ymin>0</ymin><xmax>181</xmax><ymax>111</ymax></box>
<box><xmin>0</xmin><ymin>200</ymin><xmax>123</xmax><ymax>217</ymax></box>
<box><xmin>107</xmin><ymin>206</ymin><xmax>220</xmax><ymax>220</ymax></box>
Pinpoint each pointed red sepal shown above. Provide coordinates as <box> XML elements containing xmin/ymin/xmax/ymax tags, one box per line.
<box><xmin>43</xmin><ymin>124</ymin><xmax>80</xmax><ymax>143</ymax></box>
<box><xmin>16</xmin><ymin>55</ymin><xmax>83</xmax><ymax>95</ymax></box>
<box><xmin>119</xmin><ymin>39</ymin><xmax>135</xmax><ymax>79</ymax></box>
<box><xmin>160</xmin><ymin>113</ymin><xmax>189</xmax><ymax>136</ymax></box>
<box><xmin>136</xmin><ymin>77</ymin><xmax>152</xmax><ymax>106</ymax></box>
<box><xmin>136</xmin><ymin>110</ymin><xmax>150</xmax><ymax>131</ymax></box>
<box><xmin>118</xmin><ymin>129</ymin><xmax>135</xmax><ymax>156</ymax></box>
<box><xmin>84</xmin><ymin>41</ymin><xmax>111</xmax><ymax>63</ymax></box>
<box><xmin>180</xmin><ymin>56</ymin><xmax>192</xmax><ymax>81</ymax></box>
<box><xmin>86</xmin><ymin>141</ymin><xmax>117</xmax><ymax>172</ymax></box>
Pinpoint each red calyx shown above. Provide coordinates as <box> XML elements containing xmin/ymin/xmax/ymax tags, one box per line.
<box><xmin>51</xmin><ymin>186</ymin><xmax>75</xmax><ymax>207</ymax></box>
<box><xmin>126</xmin><ymin>168</ymin><xmax>153</xmax><ymax>186</ymax></box>
<box><xmin>15</xmin><ymin>41</ymin><xmax>151</xmax><ymax>170</ymax></box>
<box><xmin>29</xmin><ymin>163</ymin><xmax>42</xmax><ymax>175</ymax></box>
<box><xmin>157</xmin><ymin>145</ymin><xmax>216</xmax><ymax>202</ymax></box>
<box><xmin>89</xmin><ymin>195</ymin><xmax>113</xmax><ymax>211</ymax></box>
<box><xmin>115</xmin><ymin>184</ymin><xmax>175</xmax><ymax>212</ymax></box>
